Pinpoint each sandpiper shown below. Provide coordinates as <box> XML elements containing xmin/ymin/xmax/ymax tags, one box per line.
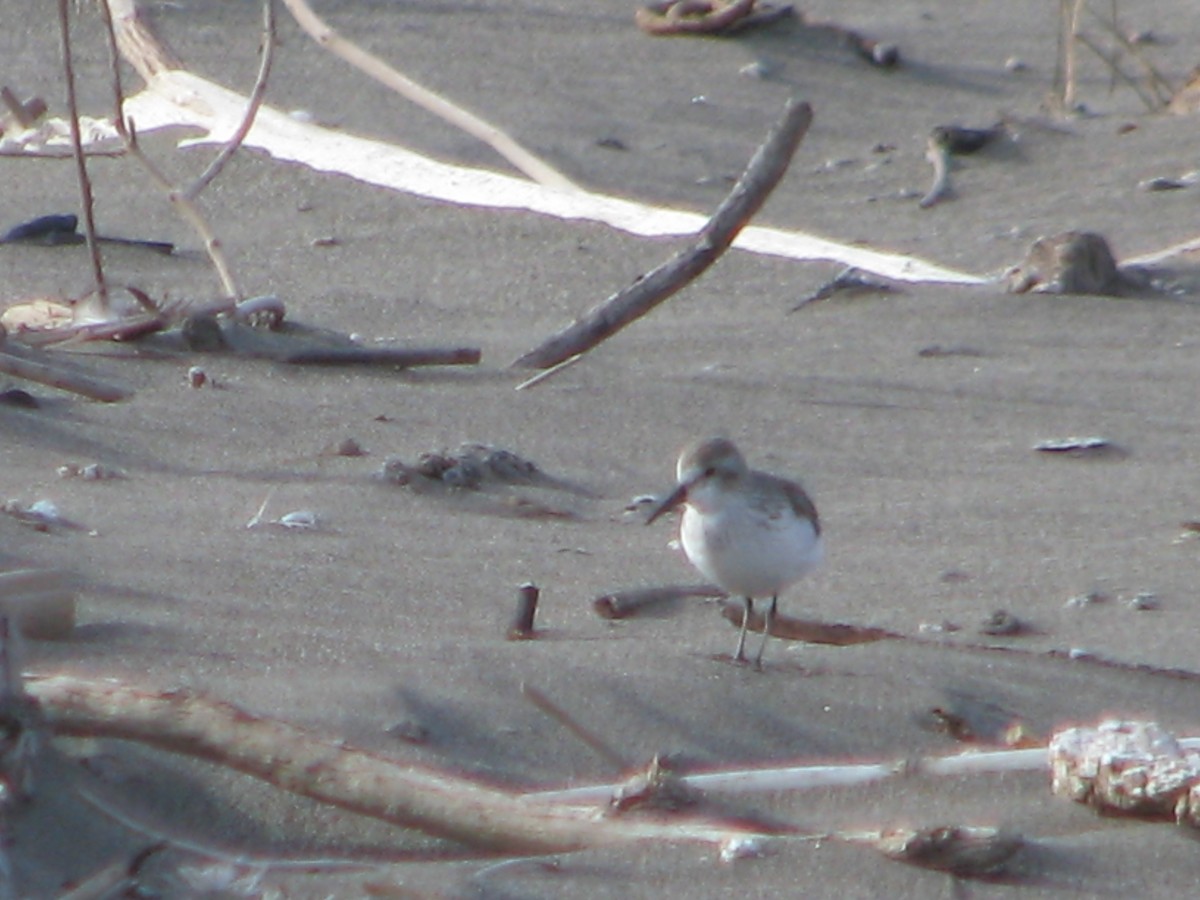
<box><xmin>646</xmin><ymin>438</ymin><xmax>822</xmax><ymax>667</ymax></box>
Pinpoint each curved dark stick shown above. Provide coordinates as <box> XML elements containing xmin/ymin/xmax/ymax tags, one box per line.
<box><xmin>512</xmin><ymin>99</ymin><xmax>813</xmax><ymax>370</ymax></box>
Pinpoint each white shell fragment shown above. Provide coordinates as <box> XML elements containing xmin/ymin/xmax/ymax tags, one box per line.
<box><xmin>1049</xmin><ymin>720</ymin><xmax>1200</xmax><ymax>827</ymax></box>
<box><xmin>719</xmin><ymin>835</ymin><xmax>769</xmax><ymax>863</ymax></box>
<box><xmin>274</xmin><ymin>510</ymin><xmax>320</xmax><ymax>530</ymax></box>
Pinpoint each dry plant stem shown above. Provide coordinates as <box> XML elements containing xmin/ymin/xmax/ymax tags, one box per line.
<box><xmin>99</xmin><ymin>2</ymin><xmax>242</xmax><ymax>304</ymax></box>
<box><xmin>1073</xmin><ymin>31</ymin><xmax>1159</xmax><ymax>111</ymax></box>
<box><xmin>121</xmin><ymin>122</ymin><xmax>241</xmax><ymax>303</ymax></box>
<box><xmin>513</xmin><ymin>98</ymin><xmax>813</xmax><ymax>370</ymax></box>
<box><xmin>58</xmin><ymin>0</ymin><xmax>109</xmax><ymax>313</ymax></box>
<box><xmin>278</xmin><ymin>0</ymin><xmax>577</xmax><ymax>192</ymax></box>
<box><xmin>27</xmin><ymin>675</ymin><xmax>764</xmax><ymax>853</ymax></box>
<box><xmin>279</xmin><ymin>345</ymin><xmax>480</xmax><ymax>366</ymax></box>
<box><xmin>184</xmin><ymin>0</ymin><xmax>276</xmax><ymax>201</ymax></box>
<box><xmin>1088</xmin><ymin>7</ymin><xmax>1175</xmax><ymax>105</ymax></box>
<box><xmin>1058</xmin><ymin>0</ymin><xmax>1085</xmax><ymax>111</ymax></box>
<box><xmin>0</xmin><ymin>345</ymin><xmax>130</xmax><ymax>402</ymax></box>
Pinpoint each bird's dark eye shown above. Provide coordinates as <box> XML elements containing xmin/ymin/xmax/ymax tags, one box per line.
<box><xmin>704</xmin><ymin>467</ymin><xmax>717</xmax><ymax>477</ymax></box>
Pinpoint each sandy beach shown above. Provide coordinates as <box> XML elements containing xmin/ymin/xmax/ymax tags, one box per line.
<box><xmin>3</xmin><ymin>1</ymin><xmax>1200</xmax><ymax>895</ymax></box>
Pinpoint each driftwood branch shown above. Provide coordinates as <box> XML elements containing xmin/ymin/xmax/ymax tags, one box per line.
<box><xmin>26</xmin><ymin>675</ymin><xmax>767</xmax><ymax>854</ymax></box>
<box><xmin>511</xmin><ymin>98</ymin><xmax>813</xmax><ymax>370</ymax></box>
<box><xmin>277</xmin><ymin>0</ymin><xmax>577</xmax><ymax>192</ymax></box>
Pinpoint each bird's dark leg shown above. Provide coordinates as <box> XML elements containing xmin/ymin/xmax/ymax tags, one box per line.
<box><xmin>754</xmin><ymin>596</ymin><xmax>778</xmax><ymax>669</ymax></box>
<box><xmin>733</xmin><ymin>597</ymin><xmax>753</xmax><ymax>662</ymax></box>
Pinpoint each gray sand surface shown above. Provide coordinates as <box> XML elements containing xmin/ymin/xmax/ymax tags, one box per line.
<box><xmin>3</xmin><ymin>1</ymin><xmax>1200</xmax><ymax>895</ymax></box>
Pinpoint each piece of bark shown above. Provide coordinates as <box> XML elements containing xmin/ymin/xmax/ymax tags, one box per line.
<box><xmin>719</xmin><ymin>601</ymin><xmax>897</xmax><ymax>646</ymax></box>
<box><xmin>27</xmin><ymin>675</ymin><xmax>768</xmax><ymax>853</ymax></box>
<box><xmin>512</xmin><ymin>98</ymin><xmax>813</xmax><ymax>370</ymax></box>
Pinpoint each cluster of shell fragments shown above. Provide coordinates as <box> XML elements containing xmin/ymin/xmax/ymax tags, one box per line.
<box><xmin>1049</xmin><ymin>719</ymin><xmax>1200</xmax><ymax>827</ymax></box>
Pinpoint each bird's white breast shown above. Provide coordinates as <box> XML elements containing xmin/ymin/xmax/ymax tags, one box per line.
<box><xmin>679</xmin><ymin>486</ymin><xmax>822</xmax><ymax>598</ymax></box>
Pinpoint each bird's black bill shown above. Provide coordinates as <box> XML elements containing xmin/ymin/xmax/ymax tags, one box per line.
<box><xmin>644</xmin><ymin>483</ymin><xmax>688</xmax><ymax>525</ymax></box>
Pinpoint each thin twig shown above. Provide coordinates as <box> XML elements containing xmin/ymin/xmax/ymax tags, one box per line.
<box><xmin>184</xmin><ymin>0</ymin><xmax>277</xmax><ymax>200</ymax></box>
<box><xmin>100</xmin><ymin>3</ymin><xmax>242</xmax><ymax>304</ymax></box>
<box><xmin>1086</xmin><ymin>7</ymin><xmax>1175</xmax><ymax>107</ymax></box>
<box><xmin>278</xmin><ymin>0</ymin><xmax>577</xmax><ymax>191</ymax></box>
<box><xmin>1073</xmin><ymin>32</ymin><xmax>1159</xmax><ymax>110</ymax></box>
<box><xmin>1055</xmin><ymin>0</ymin><xmax>1085</xmax><ymax>112</ymax></box>
<box><xmin>57</xmin><ymin>0</ymin><xmax>109</xmax><ymax>313</ymax></box>
<box><xmin>512</xmin><ymin>98</ymin><xmax>813</xmax><ymax>369</ymax></box>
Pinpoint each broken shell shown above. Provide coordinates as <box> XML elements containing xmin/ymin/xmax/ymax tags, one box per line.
<box><xmin>1034</xmin><ymin>435</ymin><xmax>1123</xmax><ymax>457</ymax></box>
<box><xmin>274</xmin><ymin>510</ymin><xmax>319</xmax><ymax>530</ymax></box>
<box><xmin>719</xmin><ymin>835</ymin><xmax>769</xmax><ymax>863</ymax></box>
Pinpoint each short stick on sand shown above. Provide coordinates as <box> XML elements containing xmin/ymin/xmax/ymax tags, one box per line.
<box><xmin>278</xmin><ymin>0</ymin><xmax>577</xmax><ymax>192</ymax></box>
<box><xmin>507</xmin><ymin>583</ymin><xmax>540</xmax><ymax>639</ymax></box>
<box><xmin>512</xmin><ymin>98</ymin><xmax>813</xmax><ymax>370</ymax></box>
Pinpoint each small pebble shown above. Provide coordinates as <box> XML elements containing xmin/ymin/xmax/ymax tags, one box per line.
<box><xmin>188</xmin><ymin>366</ymin><xmax>207</xmax><ymax>389</ymax></box>
<box><xmin>1004</xmin><ymin>56</ymin><xmax>1029</xmax><ymax>73</ymax></box>
<box><xmin>1126</xmin><ymin>592</ymin><xmax>1159</xmax><ymax>611</ymax></box>
<box><xmin>1138</xmin><ymin>176</ymin><xmax>1187</xmax><ymax>192</ymax></box>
